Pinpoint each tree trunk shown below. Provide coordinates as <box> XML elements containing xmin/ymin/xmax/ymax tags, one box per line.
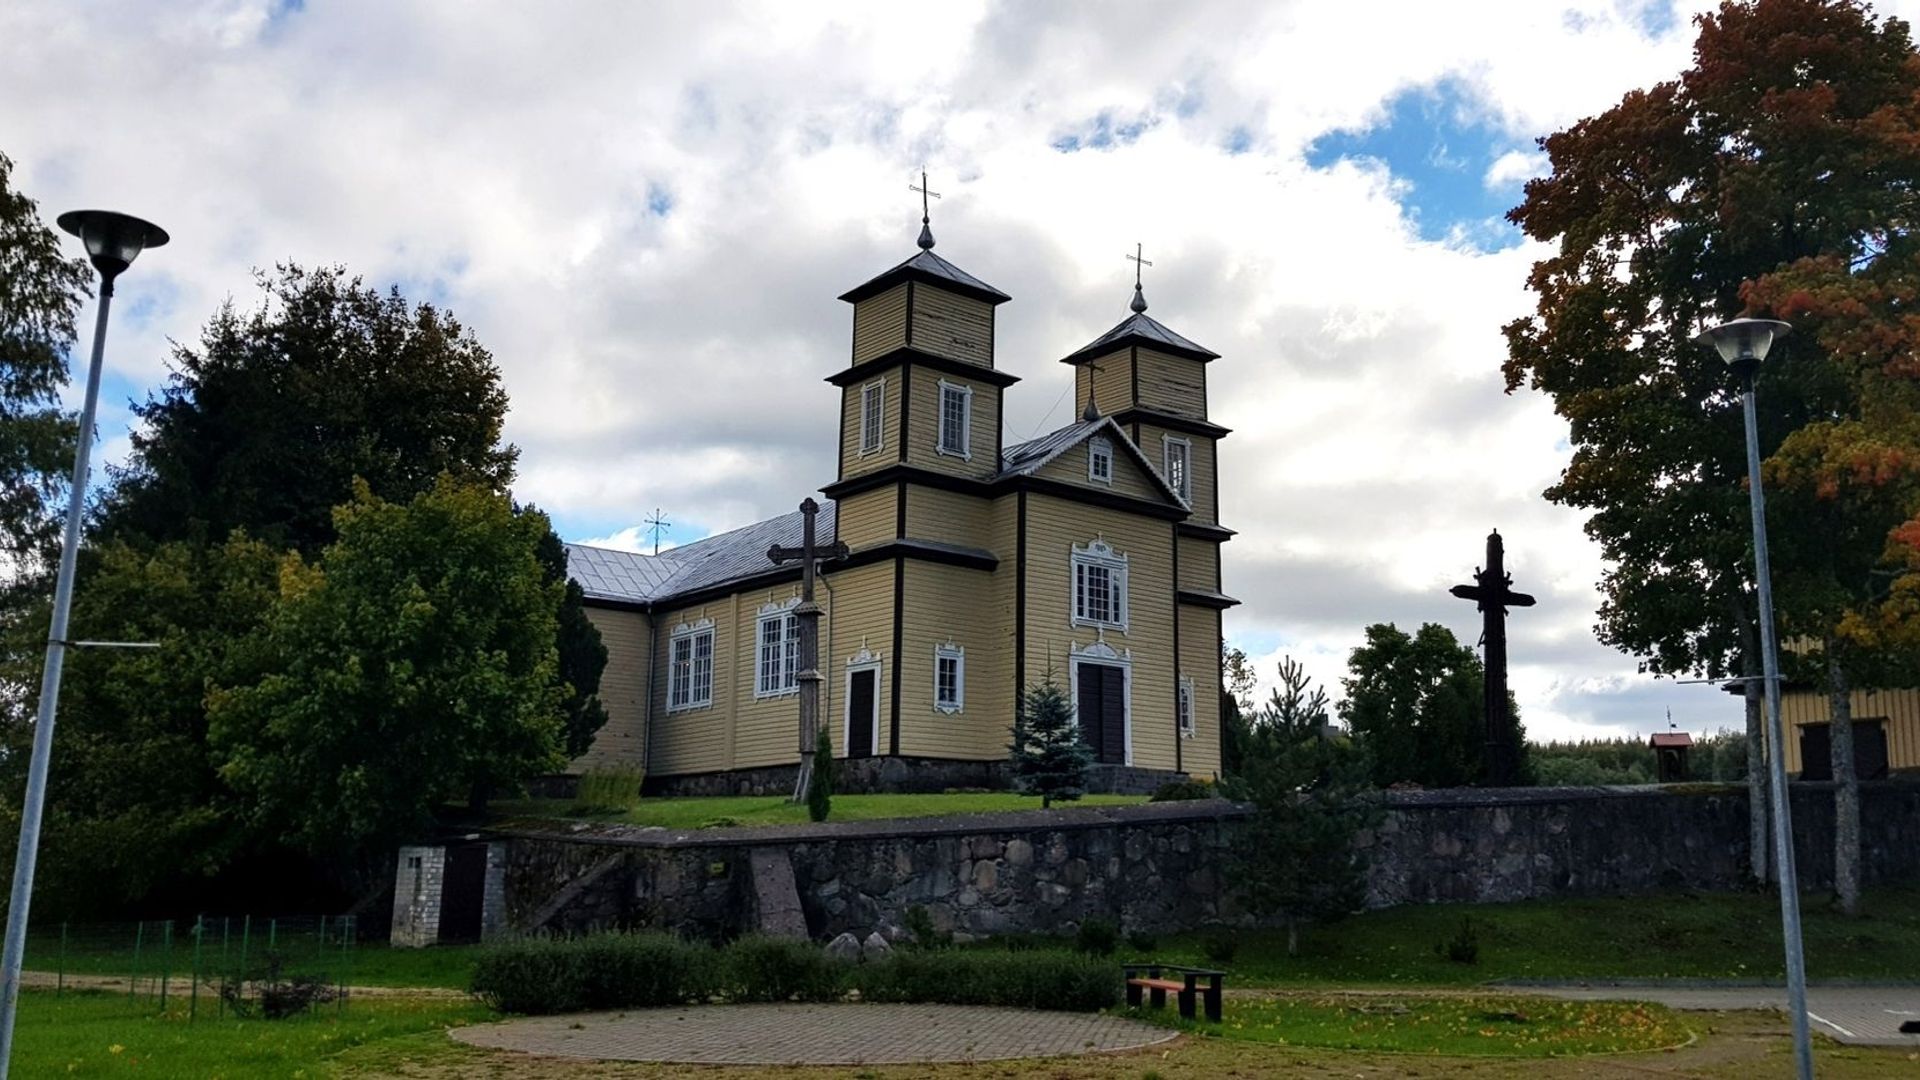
<box><xmin>1286</xmin><ymin>917</ymin><xmax>1300</xmax><ymax>958</ymax></box>
<box><xmin>1828</xmin><ymin>646</ymin><xmax>1861</xmax><ymax>916</ymax></box>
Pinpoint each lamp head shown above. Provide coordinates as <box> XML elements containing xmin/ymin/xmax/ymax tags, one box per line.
<box><xmin>56</xmin><ymin>210</ymin><xmax>169</xmax><ymax>280</ymax></box>
<box><xmin>1692</xmin><ymin>317</ymin><xmax>1791</xmax><ymax>378</ymax></box>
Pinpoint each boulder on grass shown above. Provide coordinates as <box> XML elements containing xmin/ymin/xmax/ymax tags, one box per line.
<box><xmin>861</xmin><ymin>931</ymin><xmax>892</xmax><ymax>959</ymax></box>
<box><xmin>825</xmin><ymin>931</ymin><xmax>862</xmax><ymax>962</ymax></box>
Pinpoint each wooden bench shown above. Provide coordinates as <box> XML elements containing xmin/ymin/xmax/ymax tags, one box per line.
<box><xmin>1123</xmin><ymin>963</ymin><xmax>1224</xmax><ymax>1022</ymax></box>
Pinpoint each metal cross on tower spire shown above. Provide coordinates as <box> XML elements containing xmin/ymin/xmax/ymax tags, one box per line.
<box><xmin>643</xmin><ymin>508</ymin><xmax>671</xmax><ymax>557</ymax></box>
<box><xmin>910</xmin><ymin>169</ymin><xmax>941</xmax><ymax>250</ymax></box>
<box><xmin>1126</xmin><ymin>242</ymin><xmax>1152</xmax><ymax>313</ymax></box>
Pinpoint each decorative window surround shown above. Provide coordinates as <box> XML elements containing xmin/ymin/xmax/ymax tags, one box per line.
<box><xmin>667</xmin><ymin>618</ymin><xmax>716</xmax><ymax>712</ymax></box>
<box><xmin>754</xmin><ymin>597</ymin><xmax>803</xmax><ymax>698</ymax></box>
<box><xmin>1088</xmin><ymin>436</ymin><xmax>1114</xmax><ymax>485</ymax></box>
<box><xmin>844</xmin><ymin>645</ymin><xmax>883</xmax><ymax>756</ymax></box>
<box><xmin>1069</xmin><ymin>638</ymin><xmax>1133</xmax><ymax>766</ymax></box>
<box><xmin>860</xmin><ymin>379</ymin><xmax>886</xmax><ymax>455</ymax></box>
<box><xmin>1178</xmin><ymin>676</ymin><xmax>1195</xmax><ymax>738</ymax></box>
<box><xmin>937</xmin><ymin>379</ymin><xmax>972</xmax><ymax>460</ymax></box>
<box><xmin>934</xmin><ymin>641</ymin><xmax>965</xmax><ymax>714</ymax></box>
<box><xmin>1071</xmin><ymin>538</ymin><xmax>1129</xmax><ymax>631</ymax></box>
<box><xmin>1163</xmin><ymin>435</ymin><xmax>1192</xmax><ymax>505</ymax></box>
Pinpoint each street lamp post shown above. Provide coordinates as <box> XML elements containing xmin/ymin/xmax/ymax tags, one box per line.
<box><xmin>0</xmin><ymin>210</ymin><xmax>168</xmax><ymax>1077</ymax></box>
<box><xmin>1693</xmin><ymin>317</ymin><xmax>1812</xmax><ymax>1080</ymax></box>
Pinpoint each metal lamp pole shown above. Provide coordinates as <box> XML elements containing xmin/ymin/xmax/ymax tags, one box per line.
<box><xmin>1694</xmin><ymin>317</ymin><xmax>1812</xmax><ymax>1080</ymax></box>
<box><xmin>0</xmin><ymin>210</ymin><xmax>167</xmax><ymax>1078</ymax></box>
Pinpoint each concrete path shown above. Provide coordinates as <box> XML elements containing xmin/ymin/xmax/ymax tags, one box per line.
<box><xmin>1509</xmin><ymin>984</ymin><xmax>1920</xmax><ymax>1048</ymax></box>
<box><xmin>451</xmin><ymin>1002</ymin><xmax>1177</xmax><ymax>1064</ymax></box>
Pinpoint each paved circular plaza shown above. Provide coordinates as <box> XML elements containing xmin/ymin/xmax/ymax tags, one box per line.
<box><xmin>452</xmin><ymin>1002</ymin><xmax>1177</xmax><ymax>1065</ymax></box>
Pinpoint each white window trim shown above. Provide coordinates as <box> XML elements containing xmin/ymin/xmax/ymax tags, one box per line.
<box><xmin>666</xmin><ymin>618</ymin><xmax>715</xmax><ymax>713</ymax></box>
<box><xmin>936</xmin><ymin>379</ymin><xmax>973</xmax><ymax>461</ymax></box>
<box><xmin>1088</xmin><ymin>436</ymin><xmax>1114</xmax><ymax>486</ymax></box>
<box><xmin>754</xmin><ymin>597</ymin><xmax>803</xmax><ymax>699</ymax></box>
<box><xmin>859</xmin><ymin>378</ymin><xmax>886</xmax><ymax>455</ymax></box>
<box><xmin>1068</xmin><ymin>639</ymin><xmax>1133</xmax><ymax>767</ymax></box>
<box><xmin>1162</xmin><ymin>435</ymin><xmax>1193</xmax><ymax>505</ymax></box>
<box><xmin>1070</xmin><ymin>538</ymin><xmax>1129</xmax><ymax>632</ymax></box>
<box><xmin>843</xmin><ymin>646</ymin><xmax>883</xmax><ymax>757</ymax></box>
<box><xmin>933</xmin><ymin>641</ymin><xmax>965</xmax><ymax>714</ymax></box>
<box><xmin>1178</xmin><ymin>676</ymin><xmax>1196</xmax><ymax>738</ymax></box>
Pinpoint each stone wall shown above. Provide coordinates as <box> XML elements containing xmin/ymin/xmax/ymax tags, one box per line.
<box><xmin>487</xmin><ymin>782</ymin><xmax>1920</xmax><ymax>943</ymax></box>
<box><xmin>638</xmin><ymin>758</ymin><xmax>1184</xmax><ymax>798</ymax></box>
<box><xmin>390</xmin><ymin>845</ymin><xmax>446</xmax><ymax>947</ymax></box>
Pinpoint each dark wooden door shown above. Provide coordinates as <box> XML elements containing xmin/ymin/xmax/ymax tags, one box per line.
<box><xmin>437</xmin><ymin>843</ymin><xmax>487</xmax><ymax>943</ymax></box>
<box><xmin>848</xmin><ymin>668</ymin><xmax>876</xmax><ymax>758</ymax></box>
<box><xmin>1798</xmin><ymin>719</ymin><xmax>1889</xmax><ymax>781</ymax></box>
<box><xmin>1076</xmin><ymin>663</ymin><xmax>1126</xmax><ymax>764</ymax></box>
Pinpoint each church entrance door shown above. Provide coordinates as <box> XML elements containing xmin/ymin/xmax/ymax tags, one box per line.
<box><xmin>1075</xmin><ymin>662</ymin><xmax>1127</xmax><ymax>765</ymax></box>
<box><xmin>846</xmin><ymin>662</ymin><xmax>879</xmax><ymax>758</ymax></box>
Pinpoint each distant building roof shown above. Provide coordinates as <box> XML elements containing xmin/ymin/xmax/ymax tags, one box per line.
<box><xmin>567</xmin><ymin>502</ymin><xmax>838</xmax><ymax>606</ymax></box>
<box><xmin>838</xmin><ymin>248</ymin><xmax>1011</xmax><ymax>307</ymax></box>
<box><xmin>1060</xmin><ymin>311</ymin><xmax>1219</xmax><ymax>366</ymax></box>
<box><xmin>1650</xmin><ymin>733</ymin><xmax>1694</xmax><ymax>749</ymax></box>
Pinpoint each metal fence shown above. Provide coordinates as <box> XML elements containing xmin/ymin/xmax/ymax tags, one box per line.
<box><xmin>23</xmin><ymin>915</ymin><xmax>358</xmax><ymax>1019</ymax></box>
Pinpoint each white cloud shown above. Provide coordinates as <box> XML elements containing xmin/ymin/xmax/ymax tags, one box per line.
<box><xmin>579</xmin><ymin>527</ymin><xmax>682</xmax><ymax>556</ymax></box>
<box><xmin>9</xmin><ymin>0</ymin><xmax>1892</xmax><ymax>742</ymax></box>
<box><xmin>1484</xmin><ymin>148</ymin><xmax>1547</xmax><ymax>190</ymax></box>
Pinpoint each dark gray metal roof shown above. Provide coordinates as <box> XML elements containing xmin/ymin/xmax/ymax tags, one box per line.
<box><xmin>1060</xmin><ymin>311</ymin><xmax>1219</xmax><ymax>365</ymax></box>
<box><xmin>567</xmin><ymin>502</ymin><xmax>837</xmax><ymax>605</ymax></box>
<box><xmin>838</xmin><ymin>248</ymin><xmax>1011</xmax><ymax>306</ymax></box>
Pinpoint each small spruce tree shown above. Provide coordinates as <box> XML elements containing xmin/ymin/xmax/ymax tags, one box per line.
<box><xmin>1008</xmin><ymin>676</ymin><xmax>1092</xmax><ymax>809</ymax></box>
<box><xmin>806</xmin><ymin>729</ymin><xmax>834</xmax><ymax>822</ymax></box>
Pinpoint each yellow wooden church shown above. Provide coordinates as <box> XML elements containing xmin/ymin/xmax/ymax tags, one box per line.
<box><xmin>564</xmin><ymin>215</ymin><xmax>1236</xmax><ymax>795</ymax></box>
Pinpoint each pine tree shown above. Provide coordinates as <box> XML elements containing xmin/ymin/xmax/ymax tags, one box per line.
<box><xmin>1008</xmin><ymin>676</ymin><xmax>1092</xmax><ymax>809</ymax></box>
<box><xmin>806</xmin><ymin>729</ymin><xmax>834</xmax><ymax>823</ymax></box>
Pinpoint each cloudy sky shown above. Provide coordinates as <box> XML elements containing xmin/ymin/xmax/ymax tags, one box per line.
<box><xmin>6</xmin><ymin>0</ymin><xmax>1883</xmax><ymax>741</ymax></box>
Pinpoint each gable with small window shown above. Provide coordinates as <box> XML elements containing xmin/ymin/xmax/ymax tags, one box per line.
<box><xmin>1162</xmin><ymin>435</ymin><xmax>1192</xmax><ymax>504</ymax></box>
<box><xmin>667</xmin><ymin>619</ymin><xmax>715</xmax><ymax>712</ymax></box>
<box><xmin>860</xmin><ymin>379</ymin><xmax>886</xmax><ymax>454</ymax></box>
<box><xmin>934</xmin><ymin>642</ymin><xmax>965</xmax><ymax>713</ymax></box>
<box><xmin>937</xmin><ymin>379</ymin><xmax>972</xmax><ymax>459</ymax></box>
<box><xmin>755</xmin><ymin>599</ymin><xmax>802</xmax><ymax>698</ymax></box>
<box><xmin>1071</xmin><ymin>538</ymin><xmax>1129</xmax><ymax>630</ymax></box>
<box><xmin>1087</xmin><ymin>436</ymin><xmax>1113</xmax><ymax>485</ymax></box>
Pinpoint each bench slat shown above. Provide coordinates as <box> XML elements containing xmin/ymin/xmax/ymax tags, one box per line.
<box><xmin>1127</xmin><ymin>978</ymin><xmax>1188</xmax><ymax>992</ymax></box>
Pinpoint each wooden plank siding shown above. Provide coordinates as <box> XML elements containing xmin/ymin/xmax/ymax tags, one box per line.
<box><xmin>835</xmin><ymin>487</ymin><xmax>900</xmax><ymax>550</ymax></box>
<box><xmin>1779</xmin><ymin>686</ymin><xmax>1920</xmax><ymax>774</ymax></box>
<box><xmin>1177</xmin><ymin>604</ymin><xmax>1223</xmax><ymax>779</ymax></box>
<box><xmin>1133</xmin><ymin>420</ymin><xmax>1217</xmax><ymax>525</ymax></box>
<box><xmin>1074</xmin><ymin>348</ymin><xmax>1132</xmax><ymax>416</ymax></box>
<box><xmin>1177</xmin><ymin>535</ymin><xmax>1219</xmax><ymax>592</ymax></box>
<box><xmin>1019</xmin><ymin>495</ymin><xmax>1179</xmax><ymax>771</ymax></box>
<box><xmin>910</xmin><ymin>288</ymin><xmax>995</xmax><ymax>367</ymax></box>
<box><xmin>838</xmin><ymin>369</ymin><xmax>903</xmax><ymax>480</ymax></box>
<box><xmin>569</xmin><ymin>608</ymin><xmax>652</xmax><ymax>772</ymax></box>
<box><xmin>726</xmin><ymin>584</ymin><xmax>810</xmax><ymax>770</ymax></box>
<box><xmin>903</xmin><ymin>367</ymin><xmax>1000</xmax><ymax>479</ymax></box>
<box><xmin>905</xmin><ymin>486</ymin><xmax>992</xmax><ymax>549</ymax></box>
<box><xmin>1032</xmin><ymin>436</ymin><xmax>1167</xmax><ymax>503</ymax></box>
<box><xmin>896</xmin><ymin>561</ymin><xmax>1010</xmax><ymax>758</ymax></box>
<box><xmin>851</xmin><ymin>284</ymin><xmax>909</xmax><ymax>363</ymax></box>
<box><xmin>647</xmin><ymin>601</ymin><xmax>732</xmax><ymax>777</ymax></box>
<box><xmin>1134</xmin><ymin>348</ymin><xmax>1207</xmax><ymax>419</ymax></box>
<box><xmin>821</xmin><ymin>561</ymin><xmax>897</xmax><ymax>759</ymax></box>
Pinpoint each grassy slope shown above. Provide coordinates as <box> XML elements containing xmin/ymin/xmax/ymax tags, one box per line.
<box><xmin>492</xmin><ymin>791</ymin><xmax>1147</xmax><ymax>829</ymax></box>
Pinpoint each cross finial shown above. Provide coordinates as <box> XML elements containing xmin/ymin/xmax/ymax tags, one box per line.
<box><xmin>1126</xmin><ymin>242</ymin><xmax>1152</xmax><ymax>313</ymax></box>
<box><xmin>910</xmin><ymin>168</ymin><xmax>941</xmax><ymax>251</ymax></box>
<box><xmin>643</xmin><ymin>508</ymin><xmax>671</xmax><ymax>557</ymax></box>
<box><xmin>1083</xmin><ymin>361</ymin><xmax>1103</xmax><ymax>421</ymax></box>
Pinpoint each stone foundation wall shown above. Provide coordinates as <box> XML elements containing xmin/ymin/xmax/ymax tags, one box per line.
<box><xmin>489</xmin><ymin>783</ymin><xmax>1920</xmax><ymax>943</ymax></box>
<box><xmin>639</xmin><ymin>758</ymin><xmax>1184</xmax><ymax>798</ymax></box>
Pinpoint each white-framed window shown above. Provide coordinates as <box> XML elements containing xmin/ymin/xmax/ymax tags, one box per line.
<box><xmin>934</xmin><ymin>642</ymin><xmax>965</xmax><ymax>714</ymax></box>
<box><xmin>1071</xmin><ymin>538</ymin><xmax>1129</xmax><ymax>630</ymax></box>
<box><xmin>1178</xmin><ymin>676</ymin><xmax>1195</xmax><ymax>738</ymax></box>
<box><xmin>1088</xmin><ymin>436</ymin><xmax>1113</xmax><ymax>485</ymax></box>
<box><xmin>1163</xmin><ymin>435</ymin><xmax>1192</xmax><ymax>504</ymax></box>
<box><xmin>754</xmin><ymin>600</ymin><xmax>802</xmax><ymax>698</ymax></box>
<box><xmin>937</xmin><ymin>379</ymin><xmax>972</xmax><ymax>459</ymax></box>
<box><xmin>860</xmin><ymin>379</ymin><xmax>886</xmax><ymax>454</ymax></box>
<box><xmin>668</xmin><ymin>620</ymin><xmax>715</xmax><ymax>712</ymax></box>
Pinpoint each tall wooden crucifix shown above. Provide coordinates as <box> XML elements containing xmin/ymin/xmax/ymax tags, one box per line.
<box><xmin>1448</xmin><ymin>530</ymin><xmax>1535</xmax><ymax>786</ymax></box>
<box><xmin>767</xmin><ymin>497</ymin><xmax>849</xmax><ymax>802</ymax></box>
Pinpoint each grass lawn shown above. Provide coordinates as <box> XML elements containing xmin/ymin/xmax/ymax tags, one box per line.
<box><xmin>12</xmin><ymin>988</ymin><xmax>488</xmax><ymax>1078</ymax></box>
<box><xmin>491</xmin><ymin>791</ymin><xmax>1148</xmax><ymax>830</ymax></box>
<box><xmin>1142</xmin><ymin>887</ymin><xmax>1920</xmax><ymax>986</ymax></box>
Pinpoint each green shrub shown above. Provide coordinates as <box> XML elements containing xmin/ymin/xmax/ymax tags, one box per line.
<box><xmin>573</xmin><ymin>765</ymin><xmax>645</xmax><ymax>814</ymax></box>
<box><xmin>721</xmin><ymin>935</ymin><xmax>844</xmax><ymax>1002</ymax></box>
<box><xmin>471</xmin><ymin>932</ymin><xmax>712</xmax><ymax>1014</ymax></box>
<box><xmin>1202</xmin><ymin>934</ymin><xmax>1238</xmax><ymax>966</ymax></box>
<box><xmin>1440</xmin><ymin>916</ymin><xmax>1480</xmax><ymax>965</ymax></box>
<box><xmin>807</xmin><ymin>730</ymin><xmax>834</xmax><ymax>822</ymax></box>
<box><xmin>1074</xmin><ymin>917</ymin><xmax>1119</xmax><ymax>956</ymax></box>
<box><xmin>855</xmin><ymin>949</ymin><xmax>1119</xmax><ymax>1012</ymax></box>
<box><xmin>902</xmin><ymin>905</ymin><xmax>952</xmax><ymax>950</ymax></box>
<box><xmin>1125</xmin><ymin>930</ymin><xmax>1158</xmax><ymax>954</ymax></box>
<box><xmin>1148</xmin><ymin>778</ymin><xmax>1216</xmax><ymax>802</ymax></box>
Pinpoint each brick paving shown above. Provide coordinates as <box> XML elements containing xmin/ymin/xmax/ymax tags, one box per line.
<box><xmin>451</xmin><ymin>1002</ymin><xmax>1177</xmax><ymax>1064</ymax></box>
<box><xmin>1515</xmin><ymin>984</ymin><xmax>1920</xmax><ymax>1048</ymax></box>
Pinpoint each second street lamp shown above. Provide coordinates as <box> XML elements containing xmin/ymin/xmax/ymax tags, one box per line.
<box><xmin>1692</xmin><ymin>316</ymin><xmax>1812</xmax><ymax>1080</ymax></box>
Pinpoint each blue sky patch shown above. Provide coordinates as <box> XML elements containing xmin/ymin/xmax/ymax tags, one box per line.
<box><xmin>1306</xmin><ymin>80</ymin><xmax>1530</xmax><ymax>249</ymax></box>
<box><xmin>1051</xmin><ymin>110</ymin><xmax>1155</xmax><ymax>153</ymax></box>
<box><xmin>646</xmin><ymin>183</ymin><xmax>674</xmax><ymax>218</ymax></box>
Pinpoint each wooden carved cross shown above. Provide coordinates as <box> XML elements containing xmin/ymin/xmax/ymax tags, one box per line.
<box><xmin>1448</xmin><ymin>530</ymin><xmax>1535</xmax><ymax>787</ymax></box>
<box><xmin>767</xmin><ymin>498</ymin><xmax>849</xmax><ymax>800</ymax></box>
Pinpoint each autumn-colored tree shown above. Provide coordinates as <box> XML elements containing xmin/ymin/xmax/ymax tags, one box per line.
<box><xmin>1504</xmin><ymin>0</ymin><xmax>1920</xmax><ymax>908</ymax></box>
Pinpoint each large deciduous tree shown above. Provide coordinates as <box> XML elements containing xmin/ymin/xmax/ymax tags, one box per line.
<box><xmin>1339</xmin><ymin>623</ymin><xmax>1526</xmax><ymax>788</ymax></box>
<box><xmin>1503</xmin><ymin>0</ymin><xmax>1920</xmax><ymax>907</ymax></box>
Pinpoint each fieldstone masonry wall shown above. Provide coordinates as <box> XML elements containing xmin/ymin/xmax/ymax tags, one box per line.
<box><xmin>489</xmin><ymin>783</ymin><xmax>1920</xmax><ymax>942</ymax></box>
<box><xmin>390</xmin><ymin>845</ymin><xmax>446</xmax><ymax>947</ymax></box>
